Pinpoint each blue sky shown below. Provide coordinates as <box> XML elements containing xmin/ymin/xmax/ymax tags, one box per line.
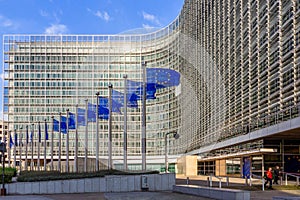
<box><xmin>0</xmin><ymin>0</ymin><xmax>184</xmax><ymax>34</ymax></box>
<box><xmin>0</xmin><ymin>0</ymin><xmax>184</xmax><ymax>118</ymax></box>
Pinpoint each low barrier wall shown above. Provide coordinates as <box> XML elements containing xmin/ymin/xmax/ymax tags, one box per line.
<box><xmin>173</xmin><ymin>185</ymin><xmax>250</xmax><ymax>200</ymax></box>
<box><xmin>273</xmin><ymin>197</ymin><xmax>300</xmax><ymax>200</ymax></box>
<box><xmin>6</xmin><ymin>173</ymin><xmax>175</xmax><ymax>195</ymax></box>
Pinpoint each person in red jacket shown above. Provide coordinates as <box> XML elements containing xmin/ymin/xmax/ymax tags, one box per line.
<box><xmin>264</xmin><ymin>167</ymin><xmax>273</xmax><ymax>189</ymax></box>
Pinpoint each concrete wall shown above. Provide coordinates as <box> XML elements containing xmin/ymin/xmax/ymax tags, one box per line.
<box><xmin>6</xmin><ymin>173</ymin><xmax>175</xmax><ymax>195</ymax></box>
<box><xmin>173</xmin><ymin>185</ymin><xmax>250</xmax><ymax>200</ymax></box>
<box><xmin>177</xmin><ymin>156</ymin><xmax>198</xmax><ymax>176</ymax></box>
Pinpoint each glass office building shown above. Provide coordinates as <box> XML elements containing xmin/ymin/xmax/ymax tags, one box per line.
<box><xmin>3</xmin><ymin>0</ymin><xmax>300</xmax><ymax>173</ymax></box>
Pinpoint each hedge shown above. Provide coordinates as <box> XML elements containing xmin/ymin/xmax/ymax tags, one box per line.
<box><xmin>17</xmin><ymin>169</ymin><xmax>159</xmax><ymax>182</ymax></box>
<box><xmin>0</xmin><ymin>167</ymin><xmax>17</xmax><ymax>183</ymax></box>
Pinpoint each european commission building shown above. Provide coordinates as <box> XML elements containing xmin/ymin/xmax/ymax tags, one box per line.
<box><xmin>3</xmin><ymin>0</ymin><xmax>300</xmax><ymax>176</ymax></box>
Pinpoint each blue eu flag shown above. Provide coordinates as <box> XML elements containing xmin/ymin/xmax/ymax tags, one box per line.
<box><xmin>68</xmin><ymin>112</ymin><xmax>76</xmax><ymax>129</ymax></box>
<box><xmin>60</xmin><ymin>116</ymin><xmax>68</xmax><ymax>134</ymax></box>
<box><xmin>99</xmin><ymin>96</ymin><xmax>122</xmax><ymax>114</ymax></box>
<box><xmin>10</xmin><ymin>135</ymin><xmax>14</xmax><ymax>148</ymax></box>
<box><xmin>146</xmin><ymin>68</ymin><xmax>180</xmax><ymax>87</ymax></box>
<box><xmin>112</xmin><ymin>89</ymin><xmax>139</xmax><ymax>108</ymax></box>
<box><xmin>38</xmin><ymin>122</ymin><xmax>41</xmax><ymax>142</ymax></box>
<box><xmin>77</xmin><ymin>108</ymin><xmax>86</xmax><ymax>126</ymax></box>
<box><xmin>126</xmin><ymin>68</ymin><xmax>180</xmax><ymax>103</ymax></box>
<box><xmin>44</xmin><ymin>121</ymin><xmax>49</xmax><ymax>140</ymax></box>
<box><xmin>26</xmin><ymin>126</ymin><xmax>29</xmax><ymax>144</ymax></box>
<box><xmin>88</xmin><ymin>103</ymin><xmax>97</xmax><ymax>122</ymax></box>
<box><xmin>53</xmin><ymin>119</ymin><xmax>59</xmax><ymax>132</ymax></box>
<box><xmin>127</xmin><ymin>80</ymin><xmax>163</xmax><ymax>101</ymax></box>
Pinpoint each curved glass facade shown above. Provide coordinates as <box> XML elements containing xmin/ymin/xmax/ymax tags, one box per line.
<box><xmin>3</xmin><ymin>0</ymin><xmax>300</xmax><ymax>170</ymax></box>
<box><xmin>3</xmin><ymin>18</ymin><xmax>182</xmax><ymax>165</ymax></box>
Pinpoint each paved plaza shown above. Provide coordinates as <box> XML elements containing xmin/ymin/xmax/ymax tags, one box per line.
<box><xmin>0</xmin><ymin>175</ymin><xmax>299</xmax><ymax>200</ymax></box>
<box><xmin>0</xmin><ymin>190</ymin><xmax>300</xmax><ymax>200</ymax></box>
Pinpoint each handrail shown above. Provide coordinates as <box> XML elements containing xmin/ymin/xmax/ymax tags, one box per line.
<box><xmin>251</xmin><ymin>174</ymin><xmax>265</xmax><ymax>190</ymax></box>
<box><xmin>282</xmin><ymin>172</ymin><xmax>300</xmax><ymax>186</ymax></box>
<box><xmin>208</xmin><ymin>174</ymin><xmax>223</xmax><ymax>188</ymax></box>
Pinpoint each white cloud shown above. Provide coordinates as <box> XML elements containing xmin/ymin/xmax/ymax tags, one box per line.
<box><xmin>94</xmin><ymin>11</ymin><xmax>111</xmax><ymax>22</ymax></box>
<box><xmin>0</xmin><ymin>15</ymin><xmax>13</xmax><ymax>27</ymax></box>
<box><xmin>87</xmin><ymin>8</ymin><xmax>111</xmax><ymax>22</ymax></box>
<box><xmin>142</xmin><ymin>24</ymin><xmax>154</xmax><ymax>29</ymax></box>
<box><xmin>142</xmin><ymin>11</ymin><xmax>161</xmax><ymax>26</ymax></box>
<box><xmin>44</xmin><ymin>24</ymin><xmax>68</xmax><ymax>34</ymax></box>
<box><xmin>39</xmin><ymin>9</ymin><xmax>49</xmax><ymax>17</ymax></box>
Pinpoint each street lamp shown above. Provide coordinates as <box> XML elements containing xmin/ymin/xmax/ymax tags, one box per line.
<box><xmin>0</xmin><ymin>141</ymin><xmax>7</xmax><ymax>195</ymax></box>
<box><xmin>165</xmin><ymin>132</ymin><xmax>179</xmax><ymax>173</ymax></box>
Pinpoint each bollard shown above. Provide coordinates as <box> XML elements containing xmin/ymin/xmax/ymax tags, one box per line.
<box><xmin>186</xmin><ymin>177</ymin><xmax>189</xmax><ymax>185</ymax></box>
<box><xmin>207</xmin><ymin>177</ymin><xmax>210</xmax><ymax>187</ymax></box>
<box><xmin>262</xmin><ymin>178</ymin><xmax>264</xmax><ymax>191</ymax></box>
<box><xmin>280</xmin><ymin>176</ymin><xmax>283</xmax><ymax>185</ymax></box>
<box><xmin>219</xmin><ymin>179</ymin><xmax>222</xmax><ymax>188</ymax></box>
<box><xmin>226</xmin><ymin>176</ymin><xmax>229</xmax><ymax>186</ymax></box>
<box><xmin>210</xmin><ymin>174</ymin><xmax>212</xmax><ymax>187</ymax></box>
<box><xmin>285</xmin><ymin>173</ymin><xmax>287</xmax><ymax>186</ymax></box>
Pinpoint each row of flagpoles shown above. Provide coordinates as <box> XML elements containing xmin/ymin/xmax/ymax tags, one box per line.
<box><xmin>7</xmin><ymin>96</ymin><xmax>114</xmax><ymax>173</ymax></box>
<box><xmin>6</xmin><ymin>67</ymin><xmax>181</xmax><ymax>172</ymax></box>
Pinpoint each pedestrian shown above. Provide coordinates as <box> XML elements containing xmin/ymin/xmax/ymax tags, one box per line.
<box><xmin>273</xmin><ymin>166</ymin><xmax>280</xmax><ymax>184</ymax></box>
<box><xmin>264</xmin><ymin>167</ymin><xmax>273</xmax><ymax>189</ymax></box>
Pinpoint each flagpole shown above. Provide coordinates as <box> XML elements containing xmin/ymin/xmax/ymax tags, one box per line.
<box><xmin>75</xmin><ymin>105</ymin><xmax>78</xmax><ymax>173</ymax></box>
<box><xmin>19</xmin><ymin>127</ymin><xmax>23</xmax><ymax>173</ymax></box>
<box><xmin>31</xmin><ymin>124</ymin><xmax>34</xmax><ymax>171</ymax></box>
<box><xmin>25</xmin><ymin>126</ymin><xmax>28</xmax><ymax>170</ymax></box>
<box><xmin>141</xmin><ymin>61</ymin><xmax>147</xmax><ymax>171</ymax></box>
<box><xmin>37</xmin><ymin>122</ymin><xmax>41</xmax><ymax>171</ymax></box>
<box><xmin>13</xmin><ymin>129</ymin><xmax>16</xmax><ymax>168</ymax></box>
<box><xmin>123</xmin><ymin>75</ymin><xmax>128</xmax><ymax>171</ymax></box>
<box><xmin>66</xmin><ymin>109</ymin><xmax>69</xmax><ymax>173</ymax></box>
<box><xmin>58</xmin><ymin>112</ymin><xmax>62</xmax><ymax>172</ymax></box>
<box><xmin>84</xmin><ymin>99</ymin><xmax>88</xmax><ymax>172</ymax></box>
<box><xmin>44</xmin><ymin>119</ymin><xmax>47</xmax><ymax>171</ymax></box>
<box><xmin>108</xmin><ymin>84</ymin><xmax>113</xmax><ymax>170</ymax></box>
<box><xmin>8</xmin><ymin>130</ymin><xmax>11</xmax><ymax>168</ymax></box>
<box><xmin>51</xmin><ymin>116</ymin><xmax>54</xmax><ymax>171</ymax></box>
<box><xmin>96</xmin><ymin>92</ymin><xmax>99</xmax><ymax>171</ymax></box>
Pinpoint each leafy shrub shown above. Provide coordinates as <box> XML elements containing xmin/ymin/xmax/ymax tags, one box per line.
<box><xmin>0</xmin><ymin>167</ymin><xmax>17</xmax><ymax>183</ymax></box>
